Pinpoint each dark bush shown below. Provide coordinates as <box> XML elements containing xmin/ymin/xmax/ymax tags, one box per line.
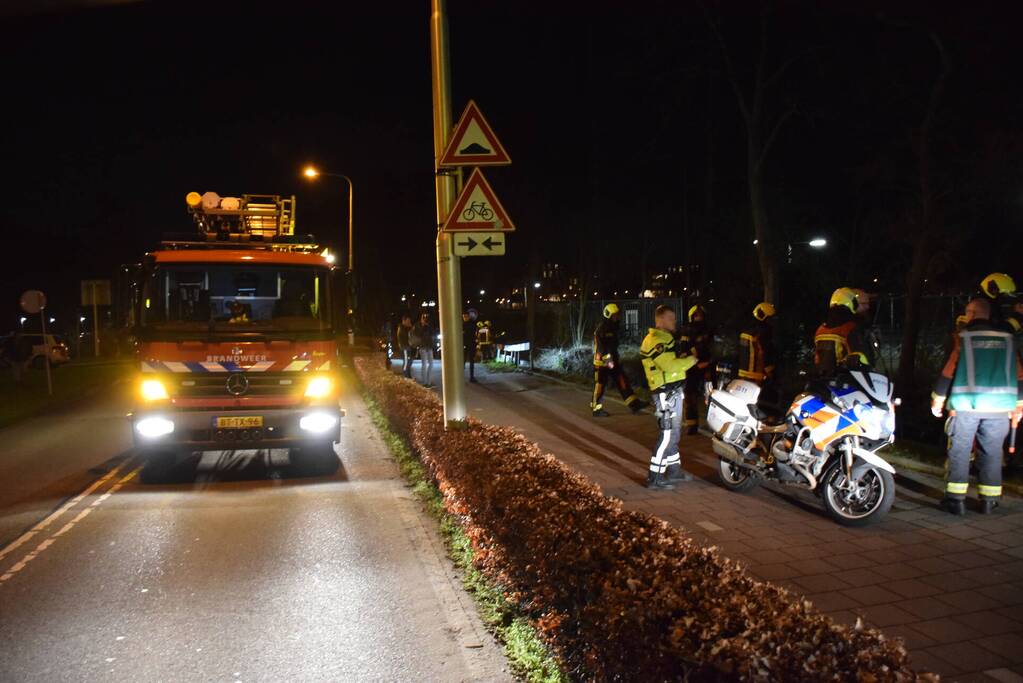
<box><xmin>356</xmin><ymin>358</ymin><xmax>929</xmax><ymax>682</ymax></box>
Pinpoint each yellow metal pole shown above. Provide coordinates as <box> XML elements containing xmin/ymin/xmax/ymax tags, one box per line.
<box><xmin>431</xmin><ymin>0</ymin><xmax>466</xmax><ymax>427</ymax></box>
<box><xmin>92</xmin><ymin>282</ymin><xmax>100</xmax><ymax>358</ymax></box>
<box><xmin>344</xmin><ymin>175</ymin><xmax>354</xmax><ymax>273</ymax></box>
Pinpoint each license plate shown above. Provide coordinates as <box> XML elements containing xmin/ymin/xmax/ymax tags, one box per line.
<box><xmin>216</xmin><ymin>416</ymin><xmax>263</xmax><ymax>429</ymax></box>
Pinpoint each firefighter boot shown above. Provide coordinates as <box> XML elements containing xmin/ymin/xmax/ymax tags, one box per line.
<box><xmin>646</xmin><ymin>472</ymin><xmax>676</xmax><ymax>490</ymax></box>
<box><xmin>980</xmin><ymin>496</ymin><xmax>999</xmax><ymax>515</ymax></box>
<box><xmin>592</xmin><ymin>407</ymin><xmax>610</xmax><ymax>418</ymax></box>
<box><xmin>665</xmin><ymin>463</ymin><xmax>694</xmax><ymax>482</ymax></box>
<box><xmin>940</xmin><ymin>497</ymin><xmax>966</xmax><ymax>516</ymax></box>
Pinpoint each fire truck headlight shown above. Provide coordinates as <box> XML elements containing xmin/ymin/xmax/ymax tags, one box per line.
<box><xmin>140</xmin><ymin>378</ymin><xmax>169</xmax><ymax>402</ymax></box>
<box><xmin>136</xmin><ymin>416</ymin><xmax>174</xmax><ymax>438</ymax></box>
<box><xmin>304</xmin><ymin>375</ymin><xmax>335</xmax><ymax>399</ymax></box>
<box><xmin>300</xmin><ymin>412</ymin><xmax>338</xmax><ymax>434</ymax></box>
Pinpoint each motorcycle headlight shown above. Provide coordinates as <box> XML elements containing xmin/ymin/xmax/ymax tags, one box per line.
<box><xmin>140</xmin><ymin>378</ymin><xmax>169</xmax><ymax>402</ymax></box>
<box><xmin>304</xmin><ymin>375</ymin><xmax>336</xmax><ymax>399</ymax></box>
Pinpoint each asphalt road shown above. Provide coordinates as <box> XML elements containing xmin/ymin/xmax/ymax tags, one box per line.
<box><xmin>0</xmin><ymin>382</ymin><xmax>509</xmax><ymax>682</ymax></box>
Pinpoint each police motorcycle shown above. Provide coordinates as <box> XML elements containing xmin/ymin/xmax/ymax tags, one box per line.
<box><xmin>706</xmin><ymin>367</ymin><xmax>898</xmax><ymax>527</ymax></box>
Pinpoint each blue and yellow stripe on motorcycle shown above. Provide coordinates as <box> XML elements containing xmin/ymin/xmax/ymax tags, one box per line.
<box><xmin>792</xmin><ymin>395</ymin><xmax>864</xmax><ymax>450</ymax></box>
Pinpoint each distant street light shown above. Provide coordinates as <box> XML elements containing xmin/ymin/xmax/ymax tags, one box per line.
<box><xmin>533</xmin><ymin>282</ymin><xmax>541</xmax><ymax>289</ymax></box>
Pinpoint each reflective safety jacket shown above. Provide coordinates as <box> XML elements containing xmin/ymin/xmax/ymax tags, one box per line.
<box><xmin>934</xmin><ymin>320</ymin><xmax>1023</xmax><ymax>414</ymax></box>
<box><xmin>814</xmin><ymin>306</ymin><xmax>868</xmax><ymax>374</ymax></box>
<box><xmin>640</xmin><ymin>327</ymin><xmax>696</xmax><ymax>391</ymax></box>
<box><xmin>592</xmin><ymin>319</ymin><xmax>621</xmax><ymax>368</ymax></box>
<box><xmin>738</xmin><ymin>320</ymin><xmax>775</xmax><ymax>383</ymax></box>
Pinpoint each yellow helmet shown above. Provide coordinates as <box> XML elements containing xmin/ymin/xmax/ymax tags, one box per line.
<box><xmin>603</xmin><ymin>303</ymin><xmax>620</xmax><ymax>318</ymax></box>
<box><xmin>981</xmin><ymin>273</ymin><xmax>1015</xmax><ymax>299</ymax></box>
<box><xmin>687</xmin><ymin>304</ymin><xmax>705</xmax><ymax>322</ymax></box>
<box><xmin>829</xmin><ymin>287</ymin><xmax>859</xmax><ymax>313</ymax></box>
<box><xmin>753</xmin><ymin>302</ymin><xmax>776</xmax><ymax>321</ymax></box>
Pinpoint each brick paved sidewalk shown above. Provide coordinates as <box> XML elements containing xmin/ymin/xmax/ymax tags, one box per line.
<box><xmin>409</xmin><ymin>363</ymin><xmax>1023</xmax><ymax>681</ymax></box>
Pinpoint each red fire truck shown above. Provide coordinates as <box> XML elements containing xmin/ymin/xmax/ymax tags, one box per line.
<box><xmin>129</xmin><ymin>191</ymin><xmax>343</xmax><ymax>481</ymax></box>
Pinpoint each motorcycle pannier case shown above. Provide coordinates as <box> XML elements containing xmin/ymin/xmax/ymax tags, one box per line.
<box><xmin>706</xmin><ymin>380</ymin><xmax>761</xmax><ymax>434</ymax></box>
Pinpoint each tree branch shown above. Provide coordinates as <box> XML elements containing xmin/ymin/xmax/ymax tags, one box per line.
<box><xmin>704</xmin><ymin>7</ymin><xmax>751</xmax><ymax>124</ymax></box>
<box><xmin>756</xmin><ymin>105</ymin><xmax>796</xmax><ymax>172</ymax></box>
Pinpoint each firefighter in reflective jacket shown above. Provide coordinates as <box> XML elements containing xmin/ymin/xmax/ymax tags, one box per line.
<box><xmin>814</xmin><ymin>288</ymin><xmax>870</xmax><ymax>375</ymax></box>
<box><xmin>591</xmin><ymin>304</ymin><xmax>648</xmax><ymax>417</ymax></box>
<box><xmin>738</xmin><ymin>303</ymin><xmax>776</xmax><ymax>385</ymax></box>
<box><xmin>640</xmin><ymin>304</ymin><xmax>697</xmax><ymax>489</ymax></box>
<box><xmin>932</xmin><ymin>296</ymin><xmax>1023</xmax><ymax>515</ymax></box>
<box><xmin>680</xmin><ymin>304</ymin><xmax>714</xmax><ymax>435</ymax></box>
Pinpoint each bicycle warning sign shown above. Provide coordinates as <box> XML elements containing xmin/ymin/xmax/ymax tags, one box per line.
<box><xmin>442</xmin><ymin>168</ymin><xmax>515</xmax><ymax>232</ymax></box>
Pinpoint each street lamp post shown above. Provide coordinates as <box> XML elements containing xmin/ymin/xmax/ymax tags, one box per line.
<box><xmin>303</xmin><ymin>167</ymin><xmax>354</xmax><ymax>273</ymax></box>
<box><xmin>303</xmin><ymin>166</ymin><xmax>356</xmax><ymax>345</ymax></box>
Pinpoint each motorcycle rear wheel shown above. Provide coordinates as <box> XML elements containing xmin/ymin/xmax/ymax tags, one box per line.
<box><xmin>717</xmin><ymin>458</ymin><xmax>761</xmax><ymax>493</ymax></box>
<box><xmin>820</xmin><ymin>460</ymin><xmax>895</xmax><ymax>527</ymax></box>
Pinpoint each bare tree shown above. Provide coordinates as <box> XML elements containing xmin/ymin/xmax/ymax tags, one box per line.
<box><xmin>708</xmin><ymin>8</ymin><xmax>796</xmax><ymax>304</ymax></box>
<box><xmin>896</xmin><ymin>31</ymin><xmax>949</xmax><ymax>391</ymax></box>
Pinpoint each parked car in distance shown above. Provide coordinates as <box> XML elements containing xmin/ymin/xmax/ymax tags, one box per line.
<box><xmin>23</xmin><ymin>333</ymin><xmax>70</xmax><ymax>368</ymax></box>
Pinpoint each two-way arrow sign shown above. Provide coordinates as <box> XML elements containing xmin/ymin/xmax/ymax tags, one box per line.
<box><xmin>452</xmin><ymin>231</ymin><xmax>506</xmax><ymax>257</ymax></box>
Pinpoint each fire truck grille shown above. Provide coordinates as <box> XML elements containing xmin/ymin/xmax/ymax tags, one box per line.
<box><xmin>173</xmin><ymin>374</ymin><xmax>300</xmax><ymax>398</ymax></box>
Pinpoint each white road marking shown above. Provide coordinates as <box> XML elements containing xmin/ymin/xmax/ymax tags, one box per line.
<box><xmin>0</xmin><ymin>461</ymin><xmax>129</xmax><ymax>562</ymax></box>
<box><xmin>0</xmin><ymin>467</ymin><xmax>140</xmax><ymax>584</ymax></box>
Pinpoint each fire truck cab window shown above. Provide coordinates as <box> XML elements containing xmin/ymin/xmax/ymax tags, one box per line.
<box><xmin>142</xmin><ymin>263</ymin><xmax>331</xmax><ymax>334</ymax></box>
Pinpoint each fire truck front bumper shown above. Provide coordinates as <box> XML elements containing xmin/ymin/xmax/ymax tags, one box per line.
<box><xmin>130</xmin><ymin>405</ymin><xmax>344</xmax><ymax>451</ymax></box>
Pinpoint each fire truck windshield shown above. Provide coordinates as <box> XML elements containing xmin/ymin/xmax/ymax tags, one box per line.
<box><xmin>140</xmin><ymin>263</ymin><xmax>333</xmax><ymax>338</ymax></box>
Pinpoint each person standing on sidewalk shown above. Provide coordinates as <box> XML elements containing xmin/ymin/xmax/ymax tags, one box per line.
<box><xmin>680</xmin><ymin>304</ymin><xmax>714</xmax><ymax>435</ymax></box>
<box><xmin>396</xmin><ymin>314</ymin><xmax>414</xmax><ymax>379</ymax></box>
<box><xmin>931</xmin><ymin>296</ymin><xmax>1023</xmax><ymax>515</ymax></box>
<box><xmin>463</xmin><ymin>308</ymin><xmax>479</xmax><ymax>383</ymax></box>
<box><xmin>412</xmin><ymin>312</ymin><xmax>436</xmax><ymax>387</ymax></box>
<box><xmin>640</xmin><ymin>304</ymin><xmax>697</xmax><ymax>490</ymax></box>
<box><xmin>591</xmin><ymin>303</ymin><xmax>648</xmax><ymax>417</ymax></box>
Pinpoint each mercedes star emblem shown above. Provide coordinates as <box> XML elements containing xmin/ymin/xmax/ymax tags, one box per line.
<box><xmin>226</xmin><ymin>373</ymin><xmax>249</xmax><ymax>396</ymax></box>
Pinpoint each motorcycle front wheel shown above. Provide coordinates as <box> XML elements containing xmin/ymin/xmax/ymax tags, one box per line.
<box><xmin>820</xmin><ymin>460</ymin><xmax>895</xmax><ymax>527</ymax></box>
<box><xmin>717</xmin><ymin>458</ymin><xmax>761</xmax><ymax>493</ymax></box>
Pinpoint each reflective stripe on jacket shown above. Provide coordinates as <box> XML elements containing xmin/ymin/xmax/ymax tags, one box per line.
<box><xmin>640</xmin><ymin>327</ymin><xmax>696</xmax><ymax>391</ymax></box>
<box><xmin>947</xmin><ymin>329</ymin><xmax>1019</xmax><ymax>412</ymax></box>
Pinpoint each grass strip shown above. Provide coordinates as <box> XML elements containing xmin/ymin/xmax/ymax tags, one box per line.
<box><xmin>0</xmin><ymin>361</ymin><xmax>131</xmax><ymax>430</ymax></box>
<box><xmin>482</xmin><ymin>359</ymin><xmax>520</xmax><ymax>373</ymax></box>
<box><xmin>357</xmin><ymin>379</ymin><xmax>566</xmax><ymax>682</ymax></box>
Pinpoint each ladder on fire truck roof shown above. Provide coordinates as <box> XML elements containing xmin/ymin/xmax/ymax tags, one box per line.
<box><xmin>160</xmin><ymin>191</ymin><xmax>319</xmax><ymax>252</ymax></box>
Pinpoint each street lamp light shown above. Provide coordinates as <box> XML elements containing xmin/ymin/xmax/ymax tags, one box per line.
<box><xmin>302</xmin><ymin>166</ymin><xmax>354</xmax><ymax>274</ymax></box>
<box><xmin>787</xmin><ymin>237</ymin><xmax>828</xmax><ymax>263</ymax></box>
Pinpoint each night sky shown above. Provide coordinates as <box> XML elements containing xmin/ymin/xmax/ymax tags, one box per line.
<box><xmin>2</xmin><ymin>0</ymin><xmax>1022</xmax><ymax>333</ymax></box>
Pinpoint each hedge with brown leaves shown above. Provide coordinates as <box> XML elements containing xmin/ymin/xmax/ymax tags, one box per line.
<box><xmin>355</xmin><ymin>358</ymin><xmax>931</xmax><ymax>682</ymax></box>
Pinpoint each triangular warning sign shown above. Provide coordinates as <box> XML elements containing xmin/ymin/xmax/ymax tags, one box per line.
<box><xmin>439</xmin><ymin>100</ymin><xmax>511</xmax><ymax>167</ymax></box>
<box><xmin>442</xmin><ymin>168</ymin><xmax>515</xmax><ymax>232</ymax></box>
